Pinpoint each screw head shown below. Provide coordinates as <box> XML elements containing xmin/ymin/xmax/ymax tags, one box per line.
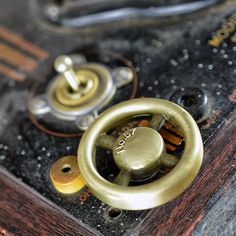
<box><xmin>76</xmin><ymin>114</ymin><xmax>96</xmax><ymax>131</ymax></box>
<box><xmin>112</xmin><ymin>67</ymin><xmax>133</xmax><ymax>88</ymax></box>
<box><xmin>28</xmin><ymin>95</ymin><xmax>50</xmax><ymax>116</ymax></box>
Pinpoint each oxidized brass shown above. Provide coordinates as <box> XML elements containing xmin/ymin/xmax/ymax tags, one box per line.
<box><xmin>77</xmin><ymin>98</ymin><xmax>203</xmax><ymax>210</ymax></box>
<box><xmin>48</xmin><ymin>63</ymin><xmax>115</xmax><ymax>116</ymax></box>
<box><xmin>113</xmin><ymin>127</ymin><xmax>165</xmax><ymax>177</ymax></box>
<box><xmin>50</xmin><ymin>155</ymin><xmax>85</xmax><ymax>194</ymax></box>
<box><xmin>54</xmin><ymin>69</ymin><xmax>99</xmax><ymax>107</ymax></box>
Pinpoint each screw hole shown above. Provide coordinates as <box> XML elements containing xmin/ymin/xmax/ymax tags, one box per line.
<box><xmin>180</xmin><ymin>95</ymin><xmax>197</xmax><ymax>107</ymax></box>
<box><xmin>107</xmin><ymin>207</ymin><xmax>122</xmax><ymax>219</ymax></box>
<box><xmin>61</xmin><ymin>164</ymin><xmax>71</xmax><ymax>173</ymax></box>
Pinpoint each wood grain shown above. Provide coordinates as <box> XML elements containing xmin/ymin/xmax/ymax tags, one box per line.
<box><xmin>0</xmin><ymin>168</ymin><xmax>96</xmax><ymax>236</ymax></box>
<box><xmin>0</xmin><ymin>43</ymin><xmax>37</xmax><ymax>72</ymax></box>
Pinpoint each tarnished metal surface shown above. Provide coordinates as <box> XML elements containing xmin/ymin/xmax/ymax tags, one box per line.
<box><xmin>78</xmin><ymin>98</ymin><xmax>203</xmax><ymax>210</ymax></box>
<box><xmin>0</xmin><ymin>0</ymin><xmax>235</xmax><ymax>235</ymax></box>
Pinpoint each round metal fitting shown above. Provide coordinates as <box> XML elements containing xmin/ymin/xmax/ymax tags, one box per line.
<box><xmin>170</xmin><ymin>87</ymin><xmax>210</xmax><ymax>122</ymax></box>
<box><xmin>50</xmin><ymin>155</ymin><xmax>85</xmax><ymax>194</ymax></box>
<box><xmin>78</xmin><ymin>98</ymin><xmax>203</xmax><ymax>210</ymax></box>
<box><xmin>48</xmin><ymin>63</ymin><xmax>116</xmax><ymax>121</ymax></box>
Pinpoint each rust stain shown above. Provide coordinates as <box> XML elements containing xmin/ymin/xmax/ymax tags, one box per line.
<box><xmin>229</xmin><ymin>89</ymin><xmax>236</xmax><ymax>103</ymax></box>
<box><xmin>79</xmin><ymin>188</ymin><xmax>91</xmax><ymax>202</ymax></box>
<box><xmin>0</xmin><ymin>64</ymin><xmax>25</xmax><ymax>81</ymax></box>
<box><xmin>0</xmin><ymin>43</ymin><xmax>37</xmax><ymax>72</ymax></box>
<box><xmin>0</xmin><ymin>25</ymin><xmax>48</xmax><ymax>59</ymax></box>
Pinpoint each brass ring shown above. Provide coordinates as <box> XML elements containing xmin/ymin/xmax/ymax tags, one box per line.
<box><xmin>55</xmin><ymin>69</ymin><xmax>99</xmax><ymax>107</ymax></box>
<box><xmin>77</xmin><ymin>98</ymin><xmax>203</xmax><ymax>210</ymax></box>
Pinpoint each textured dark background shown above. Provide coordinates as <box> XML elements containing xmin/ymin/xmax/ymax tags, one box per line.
<box><xmin>0</xmin><ymin>0</ymin><xmax>235</xmax><ymax>235</ymax></box>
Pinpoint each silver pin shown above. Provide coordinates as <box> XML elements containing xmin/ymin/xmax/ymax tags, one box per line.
<box><xmin>54</xmin><ymin>55</ymin><xmax>80</xmax><ymax>92</ymax></box>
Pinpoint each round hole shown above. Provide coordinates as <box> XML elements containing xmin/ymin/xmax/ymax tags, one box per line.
<box><xmin>61</xmin><ymin>164</ymin><xmax>71</xmax><ymax>173</ymax></box>
<box><xmin>107</xmin><ymin>207</ymin><xmax>122</xmax><ymax>219</ymax></box>
<box><xmin>180</xmin><ymin>95</ymin><xmax>197</xmax><ymax>107</ymax></box>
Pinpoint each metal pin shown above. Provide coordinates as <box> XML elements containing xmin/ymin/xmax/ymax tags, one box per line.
<box><xmin>54</xmin><ymin>55</ymin><xmax>80</xmax><ymax>92</ymax></box>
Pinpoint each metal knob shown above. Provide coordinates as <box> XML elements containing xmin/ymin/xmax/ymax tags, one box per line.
<box><xmin>77</xmin><ymin>98</ymin><xmax>203</xmax><ymax>210</ymax></box>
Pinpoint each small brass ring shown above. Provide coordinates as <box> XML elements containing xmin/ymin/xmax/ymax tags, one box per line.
<box><xmin>78</xmin><ymin>98</ymin><xmax>203</xmax><ymax>210</ymax></box>
<box><xmin>55</xmin><ymin>69</ymin><xmax>99</xmax><ymax>107</ymax></box>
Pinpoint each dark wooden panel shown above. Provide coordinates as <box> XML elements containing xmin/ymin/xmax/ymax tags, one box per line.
<box><xmin>136</xmin><ymin>109</ymin><xmax>236</xmax><ymax>236</ymax></box>
<box><xmin>0</xmin><ymin>168</ymin><xmax>96</xmax><ymax>236</ymax></box>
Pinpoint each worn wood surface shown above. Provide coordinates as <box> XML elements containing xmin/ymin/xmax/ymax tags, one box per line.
<box><xmin>0</xmin><ymin>168</ymin><xmax>97</xmax><ymax>236</ymax></box>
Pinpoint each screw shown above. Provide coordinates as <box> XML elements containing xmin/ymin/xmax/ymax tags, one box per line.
<box><xmin>76</xmin><ymin>114</ymin><xmax>96</xmax><ymax>131</ymax></box>
<box><xmin>28</xmin><ymin>95</ymin><xmax>50</xmax><ymax>116</ymax></box>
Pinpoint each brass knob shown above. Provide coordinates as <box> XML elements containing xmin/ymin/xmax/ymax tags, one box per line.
<box><xmin>113</xmin><ymin>127</ymin><xmax>165</xmax><ymax>178</ymax></box>
<box><xmin>77</xmin><ymin>98</ymin><xmax>203</xmax><ymax>210</ymax></box>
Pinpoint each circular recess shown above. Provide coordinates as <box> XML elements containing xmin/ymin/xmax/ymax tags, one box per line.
<box><xmin>171</xmin><ymin>87</ymin><xmax>210</xmax><ymax>122</ymax></box>
<box><xmin>106</xmin><ymin>207</ymin><xmax>122</xmax><ymax>220</ymax></box>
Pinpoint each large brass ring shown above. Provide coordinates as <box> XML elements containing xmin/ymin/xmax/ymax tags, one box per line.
<box><xmin>77</xmin><ymin>98</ymin><xmax>203</xmax><ymax>210</ymax></box>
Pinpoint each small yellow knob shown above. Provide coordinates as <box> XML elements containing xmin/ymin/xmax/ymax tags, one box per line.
<box><xmin>50</xmin><ymin>155</ymin><xmax>85</xmax><ymax>194</ymax></box>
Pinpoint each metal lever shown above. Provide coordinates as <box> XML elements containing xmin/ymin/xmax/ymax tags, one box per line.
<box><xmin>54</xmin><ymin>55</ymin><xmax>80</xmax><ymax>92</ymax></box>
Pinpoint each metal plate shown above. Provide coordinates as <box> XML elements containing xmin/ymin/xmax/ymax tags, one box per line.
<box><xmin>0</xmin><ymin>1</ymin><xmax>235</xmax><ymax>235</ymax></box>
